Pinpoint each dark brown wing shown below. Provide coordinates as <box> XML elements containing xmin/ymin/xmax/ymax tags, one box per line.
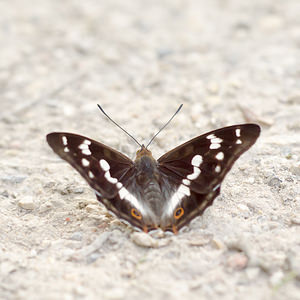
<box><xmin>158</xmin><ymin>124</ymin><xmax>260</xmax><ymax>194</ymax></box>
<box><xmin>47</xmin><ymin>132</ymin><xmax>134</xmax><ymax>198</ymax></box>
<box><xmin>157</xmin><ymin>124</ymin><xmax>260</xmax><ymax>232</ymax></box>
<box><xmin>47</xmin><ymin>132</ymin><xmax>157</xmax><ymax>231</ymax></box>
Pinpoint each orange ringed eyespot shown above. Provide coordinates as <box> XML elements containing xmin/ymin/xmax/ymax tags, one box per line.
<box><xmin>131</xmin><ymin>208</ymin><xmax>142</xmax><ymax>220</ymax></box>
<box><xmin>174</xmin><ymin>207</ymin><xmax>184</xmax><ymax>219</ymax></box>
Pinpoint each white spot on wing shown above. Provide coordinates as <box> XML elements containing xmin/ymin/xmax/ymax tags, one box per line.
<box><xmin>119</xmin><ymin>187</ymin><xmax>128</xmax><ymax>199</ymax></box>
<box><xmin>78</xmin><ymin>143</ymin><xmax>89</xmax><ymax>150</ymax></box>
<box><xmin>215</xmin><ymin>152</ymin><xmax>224</xmax><ymax>160</ymax></box>
<box><xmin>210</xmin><ymin>143</ymin><xmax>221</xmax><ymax>150</ymax></box>
<box><xmin>166</xmin><ymin>184</ymin><xmax>191</xmax><ymax>216</ymax></box>
<box><xmin>187</xmin><ymin>166</ymin><xmax>201</xmax><ymax>180</ymax></box>
<box><xmin>64</xmin><ymin>147</ymin><xmax>69</xmax><ymax>152</ymax></box>
<box><xmin>62</xmin><ymin>136</ymin><xmax>67</xmax><ymax>146</ymax></box>
<box><xmin>236</xmin><ymin>128</ymin><xmax>241</xmax><ymax>137</ymax></box>
<box><xmin>191</xmin><ymin>155</ymin><xmax>202</xmax><ymax>167</ymax></box>
<box><xmin>208</xmin><ymin>135</ymin><xmax>223</xmax><ymax>150</ymax></box>
<box><xmin>99</xmin><ymin>159</ymin><xmax>110</xmax><ymax>171</ymax></box>
<box><xmin>99</xmin><ymin>160</ymin><xmax>121</xmax><ymax>185</ymax></box>
<box><xmin>88</xmin><ymin>171</ymin><xmax>95</xmax><ymax>178</ymax></box>
<box><xmin>119</xmin><ymin>187</ymin><xmax>144</xmax><ymax>213</ymax></box>
<box><xmin>104</xmin><ymin>171</ymin><xmax>118</xmax><ymax>184</ymax></box>
<box><xmin>236</xmin><ymin>139</ymin><xmax>242</xmax><ymax>144</ymax></box>
<box><xmin>81</xmin><ymin>158</ymin><xmax>90</xmax><ymax>167</ymax></box>
<box><xmin>211</xmin><ymin>137</ymin><xmax>223</xmax><ymax>144</ymax></box>
<box><xmin>178</xmin><ymin>184</ymin><xmax>191</xmax><ymax>196</ymax></box>
<box><xmin>82</xmin><ymin>149</ymin><xmax>91</xmax><ymax>155</ymax></box>
<box><xmin>215</xmin><ymin>165</ymin><xmax>221</xmax><ymax>173</ymax></box>
<box><xmin>182</xmin><ymin>179</ymin><xmax>191</xmax><ymax>186</ymax></box>
<box><xmin>206</xmin><ymin>134</ymin><xmax>216</xmax><ymax>139</ymax></box>
<box><xmin>79</xmin><ymin>141</ymin><xmax>92</xmax><ymax>155</ymax></box>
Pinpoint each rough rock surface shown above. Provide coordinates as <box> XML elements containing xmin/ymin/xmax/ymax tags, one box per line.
<box><xmin>1</xmin><ymin>1</ymin><xmax>299</xmax><ymax>299</ymax></box>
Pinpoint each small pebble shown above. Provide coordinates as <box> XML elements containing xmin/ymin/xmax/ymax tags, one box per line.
<box><xmin>2</xmin><ymin>175</ymin><xmax>27</xmax><ymax>184</ymax></box>
<box><xmin>188</xmin><ymin>234</ymin><xmax>212</xmax><ymax>246</ymax></box>
<box><xmin>149</xmin><ymin>228</ymin><xmax>165</xmax><ymax>239</ymax></box>
<box><xmin>157</xmin><ymin>48</ymin><xmax>173</xmax><ymax>59</ymax></box>
<box><xmin>245</xmin><ymin>267</ymin><xmax>260</xmax><ymax>280</ymax></box>
<box><xmin>268</xmin><ymin>177</ymin><xmax>282</xmax><ymax>188</ymax></box>
<box><xmin>226</xmin><ymin>253</ymin><xmax>248</xmax><ymax>270</ymax></box>
<box><xmin>246</xmin><ymin>177</ymin><xmax>255</xmax><ymax>184</ymax></box>
<box><xmin>131</xmin><ymin>232</ymin><xmax>159</xmax><ymax>248</ymax></box>
<box><xmin>268</xmin><ymin>222</ymin><xmax>279</xmax><ymax>230</ymax></box>
<box><xmin>73</xmin><ymin>187</ymin><xmax>84</xmax><ymax>194</ymax></box>
<box><xmin>206</xmin><ymin>82</ymin><xmax>219</xmax><ymax>94</ymax></box>
<box><xmin>0</xmin><ymin>190</ymin><xmax>9</xmax><ymax>197</ymax></box>
<box><xmin>0</xmin><ymin>261</ymin><xmax>16</xmax><ymax>275</ymax></box>
<box><xmin>29</xmin><ymin>249</ymin><xmax>37</xmax><ymax>257</ymax></box>
<box><xmin>87</xmin><ymin>252</ymin><xmax>102</xmax><ymax>264</ymax></box>
<box><xmin>43</xmin><ymin>181</ymin><xmax>56</xmax><ymax>189</ymax></box>
<box><xmin>237</xmin><ymin>204</ymin><xmax>249</xmax><ymax>213</ymax></box>
<box><xmin>73</xmin><ymin>285</ymin><xmax>86</xmax><ymax>297</ymax></box>
<box><xmin>85</xmin><ymin>204</ymin><xmax>100</xmax><ymax>214</ymax></box>
<box><xmin>228</xmin><ymin>78</ymin><xmax>242</xmax><ymax>89</ymax></box>
<box><xmin>286</xmin><ymin>94</ymin><xmax>300</xmax><ymax>104</ymax></box>
<box><xmin>39</xmin><ymin>201</ymin><xmax>53</xmax><ymax>212</ymax></box>
<box><xmin>285</xmin><ymin>176</ymin><xmax>294</xmax><ymax>182</ymax></box>
<box><xmin>259</xmin><ymin>15</ymin><xmax>283</xmax><ymax>31</ymax></box>
<box><xmin>289</xmin><ymin>166</ymin><xmax>300</xmax><ymax>177</ymax></box>
<box><xmin>78</xmin><ymin>201</ymin><xmax>88</xmax><ymax>209</ymax></box>
<box><xmin>287</xmin><ymin>251</ymin><xmax>300</xmax><ymax>277</ymax></box>
<box><xmin>70</xmin><ymin>232</ymin><xmax>83</xmax><ymax>241</ymax></box>
<box><xmin>50</xmin><ymin>199</ymin><xmax>63</xmax><ymax>207</ymax></box>
<box><xmin>211</xmin><ymin>238</ymin><xmax>226</xmax><ymax>250</ymax></box>
<box><xmin>291</xmin><ymin>217</ymin><xmax>300</xmax><ymax>225</ymax></box>
<box><xmin>269</xmin><ymin>270</ymin><xmax>284</xmax><ymax>287</ymax></box>
<box><xmin>18</xmin><ymin>196</ymin><xmax>35</xmax><ymax>210</ymax></box>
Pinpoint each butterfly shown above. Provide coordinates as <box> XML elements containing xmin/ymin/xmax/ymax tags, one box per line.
<box><xmin>46</xmin><ymin>105</ymin><xmax>260</xmax><ymax>234</ymax></box>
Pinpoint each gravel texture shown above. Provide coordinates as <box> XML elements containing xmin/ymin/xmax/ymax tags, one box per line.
<box><xmin>1</xmin><ymin>1</ymin><xmax>300</xmax><ymax>299</ymax></box>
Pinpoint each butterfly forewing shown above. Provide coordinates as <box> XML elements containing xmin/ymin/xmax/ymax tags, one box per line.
<box><xmin>158</xmin><ymin>124</ymin><xmax>260</xmax><ymax>194</ymax></box>
<box><xmin>46</xmin><ymin>132</ymin><xmax>134</xmax><ymax>198</ymax></box>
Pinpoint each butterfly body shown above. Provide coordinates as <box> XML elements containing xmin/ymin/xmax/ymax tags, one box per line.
<box><xmin>47</xmin><ymin>123</ymin><xmax>260</xmax><ymax>234</ymax></box>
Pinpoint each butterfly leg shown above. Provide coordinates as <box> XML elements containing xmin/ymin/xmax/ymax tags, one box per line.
<box><xmin>172</xmin><ymin>225</ymin><xmax>178</xmax><ymax>234</ymax></box>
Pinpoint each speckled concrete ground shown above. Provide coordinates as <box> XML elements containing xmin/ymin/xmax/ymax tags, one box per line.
<box><xmin>1</xmin><ymin>1</ymin><xmax>300</xmax><ymax>299</ymax></box>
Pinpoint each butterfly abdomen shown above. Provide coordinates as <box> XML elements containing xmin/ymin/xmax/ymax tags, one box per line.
<box><xmin>135</xmin><ymin>153</ymin><xmax>165</xmax><ymax>218</ymax></box>
<box><xmin>143</xmin><ymin>181</ymin><xmax>163</xmax><ymax>216</ymax></box>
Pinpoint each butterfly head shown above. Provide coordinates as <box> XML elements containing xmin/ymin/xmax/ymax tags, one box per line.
<box><xmin>135</xmin><ymin>144</ymin><xmax>153</xmax><ymax>161</ymax></box>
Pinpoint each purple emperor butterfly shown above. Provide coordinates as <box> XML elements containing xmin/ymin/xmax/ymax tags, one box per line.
<box><xmin>47</xmin><ymin>105</ymin><xmax>260</xmax><ymax>233</ymax></box>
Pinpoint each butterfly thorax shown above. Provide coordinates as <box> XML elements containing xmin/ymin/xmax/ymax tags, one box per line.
<box><xmin>134</xmin><ymin>146</ymin><xmax>165</xmax><ymax>220</ymax></box>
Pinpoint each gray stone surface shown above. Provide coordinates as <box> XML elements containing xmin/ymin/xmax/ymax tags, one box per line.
<box><xmin>1</xmin><ymin>1</ymin><xmax>299</xmax><ymax>299</ymax></box>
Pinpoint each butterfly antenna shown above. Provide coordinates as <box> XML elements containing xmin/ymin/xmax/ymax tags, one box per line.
<box><xmin>97</xmin><ymin>104</ymin><xmax>142</xmax><ymax>147</ymax></box>
<box><xmin>146</xmin><ymin>104</ymin><xmax>183</xmax><ymax>148</ymax></box>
